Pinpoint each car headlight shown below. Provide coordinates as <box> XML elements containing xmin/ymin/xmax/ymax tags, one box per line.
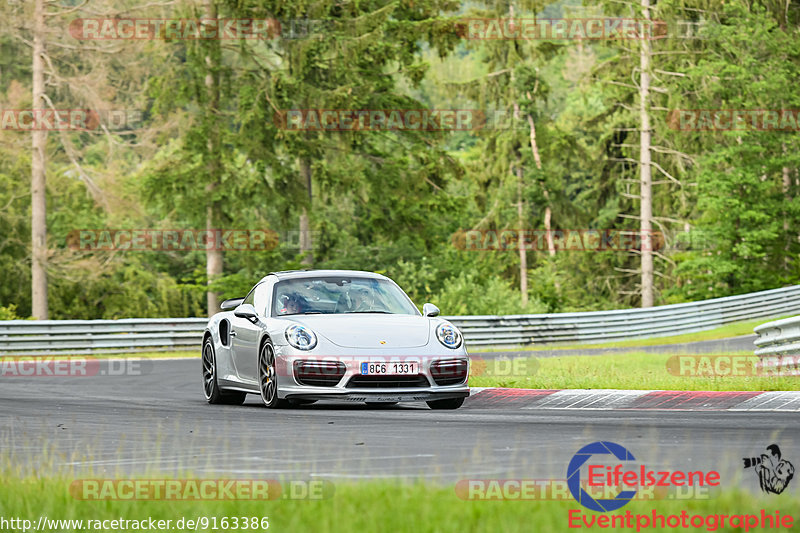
<box><xmin>285</xmin><ymin>324</ymin><xmax>318</xmax><ymax>350</ymax></box>
<box><xmin>436</xmin><ymin>323</ymin><xmax>462</xmax><ymax>349</ymax></box>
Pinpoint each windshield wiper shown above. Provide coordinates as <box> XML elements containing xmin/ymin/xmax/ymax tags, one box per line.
<box><xmin>350</xmin><ymin>311</ymin><xmax>393</xmax><ymax>314</ymax></box>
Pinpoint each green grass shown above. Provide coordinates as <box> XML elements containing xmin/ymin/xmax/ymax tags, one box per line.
<box><xmin>1</xmin><ymin>474</ymin><xmax>797</xmax><ymax>533</ymax></box>
<box><xmin>469</xmin><ymin>351</ymin><xmax>800</xmax><ymax>391</ymax></box>
<box><xmin>475</xmin><ymin>315</ymin><xmax>792</xmax><ymax>352</ymax></box>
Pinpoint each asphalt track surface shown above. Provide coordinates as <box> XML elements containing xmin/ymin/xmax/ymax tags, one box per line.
<box><xmin>2</xmin><ymin>356</ymin><xmax>798</xmax><ymax>498</ymax></box>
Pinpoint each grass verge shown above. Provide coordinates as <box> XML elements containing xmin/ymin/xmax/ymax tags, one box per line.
<box><xmin>469</xmin><ymin>351</ymin><xmax>800</xmax><ymax>391</ymax></box>
<box><xmin>0</xmin><ymin>475</ymin><xmax>797</xmax><ymax>533</ymax></box>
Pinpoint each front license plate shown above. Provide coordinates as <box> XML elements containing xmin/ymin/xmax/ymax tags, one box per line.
<box><xmin>360</xmin><ymin>362</ymin><xmax>418</xmax><ymax>375</ymax></box>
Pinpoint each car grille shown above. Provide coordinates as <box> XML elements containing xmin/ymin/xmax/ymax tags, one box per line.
<box><xmin>294</xmin><ymin>360</ymin><xmax>346</xmax><ymax>387</ymax></box>
<box><xmin>430</xmin><ymin>359</ymin><xmax>469</xmax><ymax>386</ymax></box>
<box><xmin>345</xmin><ymin>375</ymin><xmax>430</xmax><ymax>389</ymax></box>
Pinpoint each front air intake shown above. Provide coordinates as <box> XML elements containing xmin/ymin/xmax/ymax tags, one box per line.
<box><xmin>430</xmin><ymin>359</ymin><xmax>468</xmax><ymax>386</ymax></box>
<box><xmin>293</xmin><ymin>360</ymin><xmax>346</xmax><ymax>387</ymax></box>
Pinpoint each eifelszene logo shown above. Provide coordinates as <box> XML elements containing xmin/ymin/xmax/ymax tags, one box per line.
<box><xmin>743</xmin><ymin>444</ymin><xmax>795</xmax><ymax>495</ymax></box>
<box><xmin>567</xmin><ymin>441</ymin><xmax>638</xmax><ymax>512</ymax></box>
<box><xmin>567</xmin><ymin>441</ymin><xmax>721</xmax><ymax>512</ymax></box>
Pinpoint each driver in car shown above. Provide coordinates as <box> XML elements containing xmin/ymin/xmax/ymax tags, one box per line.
<box><xmin>279</xmin><ymin>293</ymin><xmax>307</xmax><ymax>315</ymax></box>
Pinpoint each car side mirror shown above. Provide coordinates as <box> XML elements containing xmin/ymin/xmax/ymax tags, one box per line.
<box><xmin>220</xmin><ymin>297</ymin><xmax>244</xmax><ymax>311</ymax></box>
<box><xmin>234</xmin><ymin>303</ymin><xmax>258</xmax><ymax>320</ymax></box>
<box><xmin>422</xmin><ymin>303</ymin><xmax>440</xmax><ymax>317</ymax></box>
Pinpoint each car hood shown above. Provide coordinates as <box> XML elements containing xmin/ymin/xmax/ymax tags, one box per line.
<box><xmin>286</xmin><ymin>314</ymin><xmax>430</xmax><ymax>348</ymax></box>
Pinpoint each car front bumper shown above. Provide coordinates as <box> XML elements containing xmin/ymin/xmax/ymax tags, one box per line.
<box><xmin>283</xmin><ymin>389</ymin><xmax>469</xmax><ymax>403</ymax></box>
<box><xmin>274</xmin><ymin>344</ymin><xmax>470</xmax><ymax>402</ymax></box>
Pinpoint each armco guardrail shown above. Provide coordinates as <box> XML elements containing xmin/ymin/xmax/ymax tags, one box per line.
<box><xmin>2</xmin><ymin>285</ymin><xmax>800</xmax><ymax>355</ymax></box>
<box><xmin>754</xmin><ymin>316</ymin><xmax>800</xmax><ymax>357</ymax></box>
<box><xmin>0</xmin><ymin>318</ymin><xmax>208</xmax><ymax>356</ymax></box>
<box><xmin>450</xmin><ymin>285</ymin><xmax>800</xmax><ymax>347</ymax></box>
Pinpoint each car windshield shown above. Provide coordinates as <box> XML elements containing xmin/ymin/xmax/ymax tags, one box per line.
<box><xmin>272</xmin><ymin>277</ymin><xmax>419</xmax><ymax>316</ymax></box>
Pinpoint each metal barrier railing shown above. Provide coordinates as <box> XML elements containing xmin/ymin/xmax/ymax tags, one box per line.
<box><xmin>754</xmin><ymin>316</ymin><xmax>800</xmax><ymax>357</ymax></box>
<box><xmin>2</xmin><ymin>285</ymin><xmax>800</xmax><ymax>355</ymax></box>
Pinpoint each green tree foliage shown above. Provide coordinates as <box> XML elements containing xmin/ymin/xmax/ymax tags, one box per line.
<box><xmin>666</xmin><ymin>2</ymin><xmax>800</xmax><ymax>300</ymax></box>
<box><xmin>1</xmin><ymin>0</ymin><xmax>799</xmax><ymax>318</ymax></box>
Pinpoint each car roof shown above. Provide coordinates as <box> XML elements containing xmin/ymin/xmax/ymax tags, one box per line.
<box><xmin>259</xmin><ymin>269</ymin><xmax>389</xmax><ymax>283</ymax></box>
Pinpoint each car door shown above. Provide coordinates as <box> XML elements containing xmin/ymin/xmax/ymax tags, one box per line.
<box><xmin>231</xmin><ymin>285</ymin><xmax>262</xmax><ymax>383</ymax></box>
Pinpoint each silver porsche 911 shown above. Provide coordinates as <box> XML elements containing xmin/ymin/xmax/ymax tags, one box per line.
<box><xmin>202</xmin><ymin>270</ymin><xmax>470</xmax><ymax>409</ymax></box>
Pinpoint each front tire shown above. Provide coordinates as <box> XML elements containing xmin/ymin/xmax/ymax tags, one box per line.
<box><xmin>426</xmin><ymin>397</ymin><xmax>465</xmax><ymax>410</ymax></box>
<box><xmin>202</xmin><ymin>338</ymin><xmax>246</xmax><ymax>405</ymax></box>
<box><xmin>259</xmin><ymin>340</ymin><xmax>289</xmax><ymax>409</ymax></box>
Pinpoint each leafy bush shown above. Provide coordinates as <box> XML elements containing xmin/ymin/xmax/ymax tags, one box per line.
<box><xmin>0</xmin><ymin>304</ymin><xmax>20</xmax><ymax>320</ymax></box>
<box><xmin>432</xmin><ymin>271</ymin><xmax>548</xmax><ymax>316</ymax></box>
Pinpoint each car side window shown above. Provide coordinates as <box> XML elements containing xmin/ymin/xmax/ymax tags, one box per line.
<box><xmin>253</xmin><ymin>282</ymin><xmax>268</xmax><ymax>316</ymax></box>
<box><xmin>243</xmin><ymin>286</ymin><xmax>256</xmax><ymax>306</ymax></box>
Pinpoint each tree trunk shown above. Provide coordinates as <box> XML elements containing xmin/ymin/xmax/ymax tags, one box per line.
<box><xmin>525</xmin><ymin>98</ymin><xmax>559</xmax><ymax>295</ymax></box>
<box><xmin>783</xmin><ymin>164</ymin><xmax>791</xmax><ymax>235</ymax></box>
<box><xmin>516</xmin><ymin>157</ymin><xmax>528</xmax><ymax>306</ymax></box>
<box><xmin>639</xmin><ymin>0</ymin><xmax>654</xmax><ymax>308</ymax></box>
<box><xmin>206</xmin><ymin>203</ymin><xmax>222</xmax><ymax>315</ymax></box>
<box><xmin>204</xmin><ymin>0</ymin><xmax>222</xmax><ymax>316</ymax></box>
<box><xmin>298</xmin><ymin>157</ymin><xmax>313</xmax><ymax>265</ymax></box>
<box><xmin>31</xmin><ymin>0</ymin><xmax>48</xmax><ymax>319</ymax></box>
<box><xmin>782</xmin><ymin>144</ymin><xmax>791</xmax><ymax>268</ymax></box>
<box><xmin>512</xmin><ymin>102</ymin><xmax>528</xmax><ymax>306</ymax></box>
<box><xmin>526</xmin><ymin>111</ymin><xmax>555</xmax><ymax>257</ymax></box>
<box><xmin>507</xmin><ymin>5</ymin><xmax>528</xmax><ymax>306</ymax></box>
